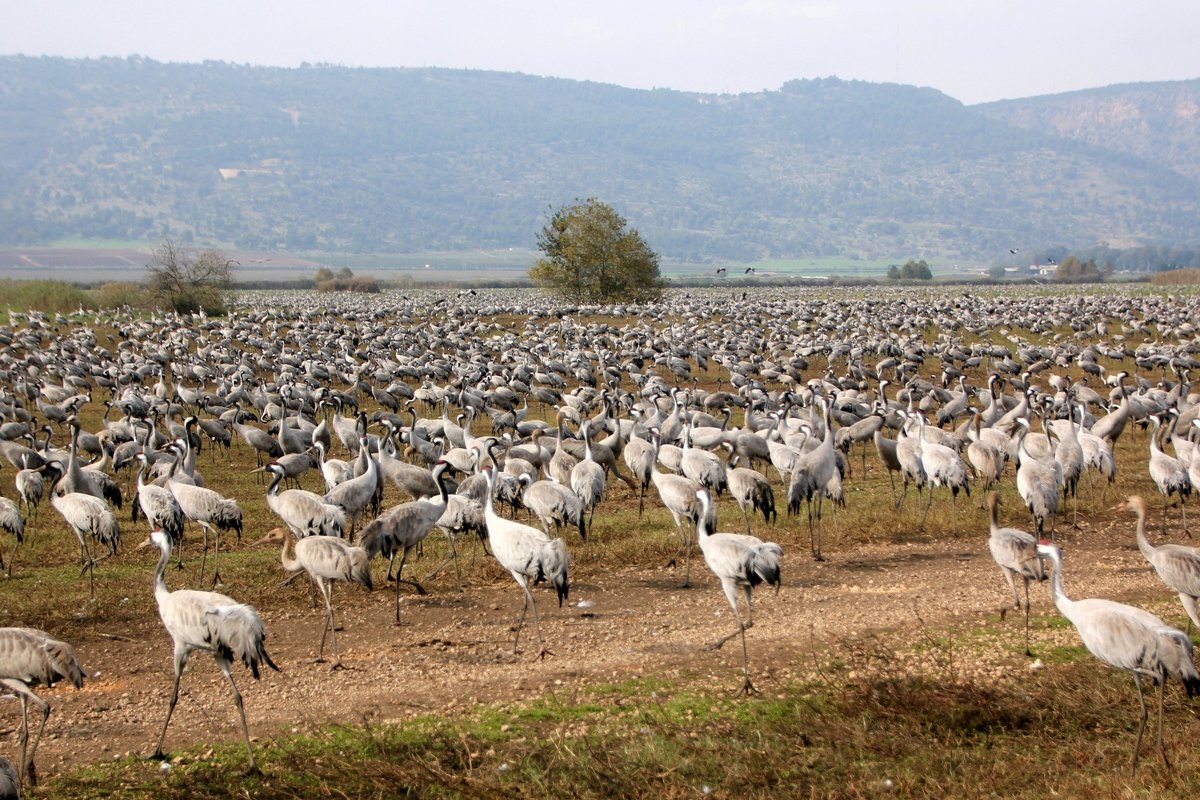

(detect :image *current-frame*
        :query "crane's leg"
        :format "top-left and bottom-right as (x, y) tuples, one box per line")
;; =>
(198, 523), (210, 583)
(1023, 578), (1033, 657)
(218, 659), (259, 774)
(509, 577), (532, 653)
(741, 504), (752, 536)
(153, 651), (189, 762)
(918, 485), (934, 531)
(637, 483), (646, 518)
(1156, 667), (1170, 768)
(317, 580), (343, 669)
(1130, 673), (1148, 770)
(1181, 497), (1189, 539)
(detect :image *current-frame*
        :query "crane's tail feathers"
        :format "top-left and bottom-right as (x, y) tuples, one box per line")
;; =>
(206, 604), (279, 679)
(534, 538), (570, 607)
(747, 542), (783, 591)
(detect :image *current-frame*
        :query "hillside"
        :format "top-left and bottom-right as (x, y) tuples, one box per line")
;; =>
(1, 56), (1198, 262)
(976, 79), (1200, 182)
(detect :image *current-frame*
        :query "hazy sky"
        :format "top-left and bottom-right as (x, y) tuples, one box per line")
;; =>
(4, 1), (1198, 104)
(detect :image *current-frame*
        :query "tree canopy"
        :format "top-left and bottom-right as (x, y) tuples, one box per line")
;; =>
(530, 199), (664, 303)
(145, 239), (233, 315)
(887, 259), (932, 280)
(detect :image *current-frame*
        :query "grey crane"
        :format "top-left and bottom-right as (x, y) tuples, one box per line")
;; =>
(519, 475), (587, 542)
(569, 419), (606, 538)
(14, 459), (43, 520)
(358, 461), (450, 623)
(0, 499), (23, 577)
(622, 428), (657, 517)
(787, 402), (844, 561)
(0, 756), (16, 800)
(726, 466), (775, 535)
(0, 627), (85, 787)
(985, 491), (1044, 655)
(45, 463), (120, 598)
(694, 489), (782, 694)
(1122, 494), (1200, 633)
(264, 463), (345, 540)
(1037, 540), (1200, 769)
(167, 472), (243, 587)
(911, 412), (970, 532)
(1147, 414), (1190, 535)
(255, 526), (372, 668)
(481, 467), (569, 659)
(1014, 417), (1061, 538)
(134, 451), (184, 548)
(146, 529), (279, 773)
(322, 437), (378, 537)
(650, 456), (708, 587)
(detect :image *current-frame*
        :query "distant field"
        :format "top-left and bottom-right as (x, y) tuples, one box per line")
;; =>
(0, 246), (984, 284)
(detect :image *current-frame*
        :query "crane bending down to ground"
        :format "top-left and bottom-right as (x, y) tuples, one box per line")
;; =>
(146, 530), (279, 773)
(1123, 494), (1200, 633)
(255, 527), (372, 668)
(481, 467), (569, 659)
(694, 489), (782, 694)
(985, 491), (1045, 655)
(0, 627), (85, 787)
(1036, 540), (1200, 769)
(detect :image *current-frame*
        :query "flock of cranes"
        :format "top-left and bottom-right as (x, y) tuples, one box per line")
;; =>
(1, 285), (1200, 785)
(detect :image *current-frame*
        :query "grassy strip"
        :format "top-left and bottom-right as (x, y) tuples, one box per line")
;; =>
(44, 651), (1200, 800)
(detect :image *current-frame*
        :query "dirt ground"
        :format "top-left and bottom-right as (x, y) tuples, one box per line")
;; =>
(10, 497), (1172, 780)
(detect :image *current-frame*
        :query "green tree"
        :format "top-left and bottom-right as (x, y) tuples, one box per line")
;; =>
(987, 264), (1008, 279)
(145, 239), (233, 315)
(530, 199), (664, 303)
(887, 259), (932, 280)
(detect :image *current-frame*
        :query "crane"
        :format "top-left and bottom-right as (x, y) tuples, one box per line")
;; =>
(481, 466), (569, 659)
(569, 419), (606, 538)
(726, 466), (775, 535)
(1122, 494), (1200, 633)
(45, 463), (120, 598)
(255, 527), (372, 668)
(146, 530), (279, 773)
(358, 461), (450, 624)
(167, 470), (244, 587)
(694, 489), (782, 694)
(985, 491), (1045, 655)
(1037, 540), (1200, 769)
(0, 499), (23, 577)
(0, 627), (85, 787)
(1147, 414), (1190, 536)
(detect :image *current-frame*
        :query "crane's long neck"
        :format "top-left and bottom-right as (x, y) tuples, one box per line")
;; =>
(1133, 504), (1154, 561)
(1045, 554), (1073, 615)
(695, 495), (712, 541)
(153, 539), (172, 600)
(278, 532), (302, 573)
(267, 469), (284, 498)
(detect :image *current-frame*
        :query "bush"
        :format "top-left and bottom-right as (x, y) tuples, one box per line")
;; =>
(93, 281), (151, 310)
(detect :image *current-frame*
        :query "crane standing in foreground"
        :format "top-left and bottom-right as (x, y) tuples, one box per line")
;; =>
(146, 530), (279, 773)
(1122, 494), (1200, 633)
(481, 467), (569, 659)
(694, 489), (782, 694)
(1036, 539), (1200, 769)
(0, 627), (85, 787)
(985, 491), (1045, 655)
(255, 527), (372, 668)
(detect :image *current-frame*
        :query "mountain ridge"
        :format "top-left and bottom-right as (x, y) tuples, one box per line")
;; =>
(1, 55), (1197, 262)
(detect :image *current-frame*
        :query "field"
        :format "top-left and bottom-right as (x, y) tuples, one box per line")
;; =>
(3, 284), (1200, 798)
